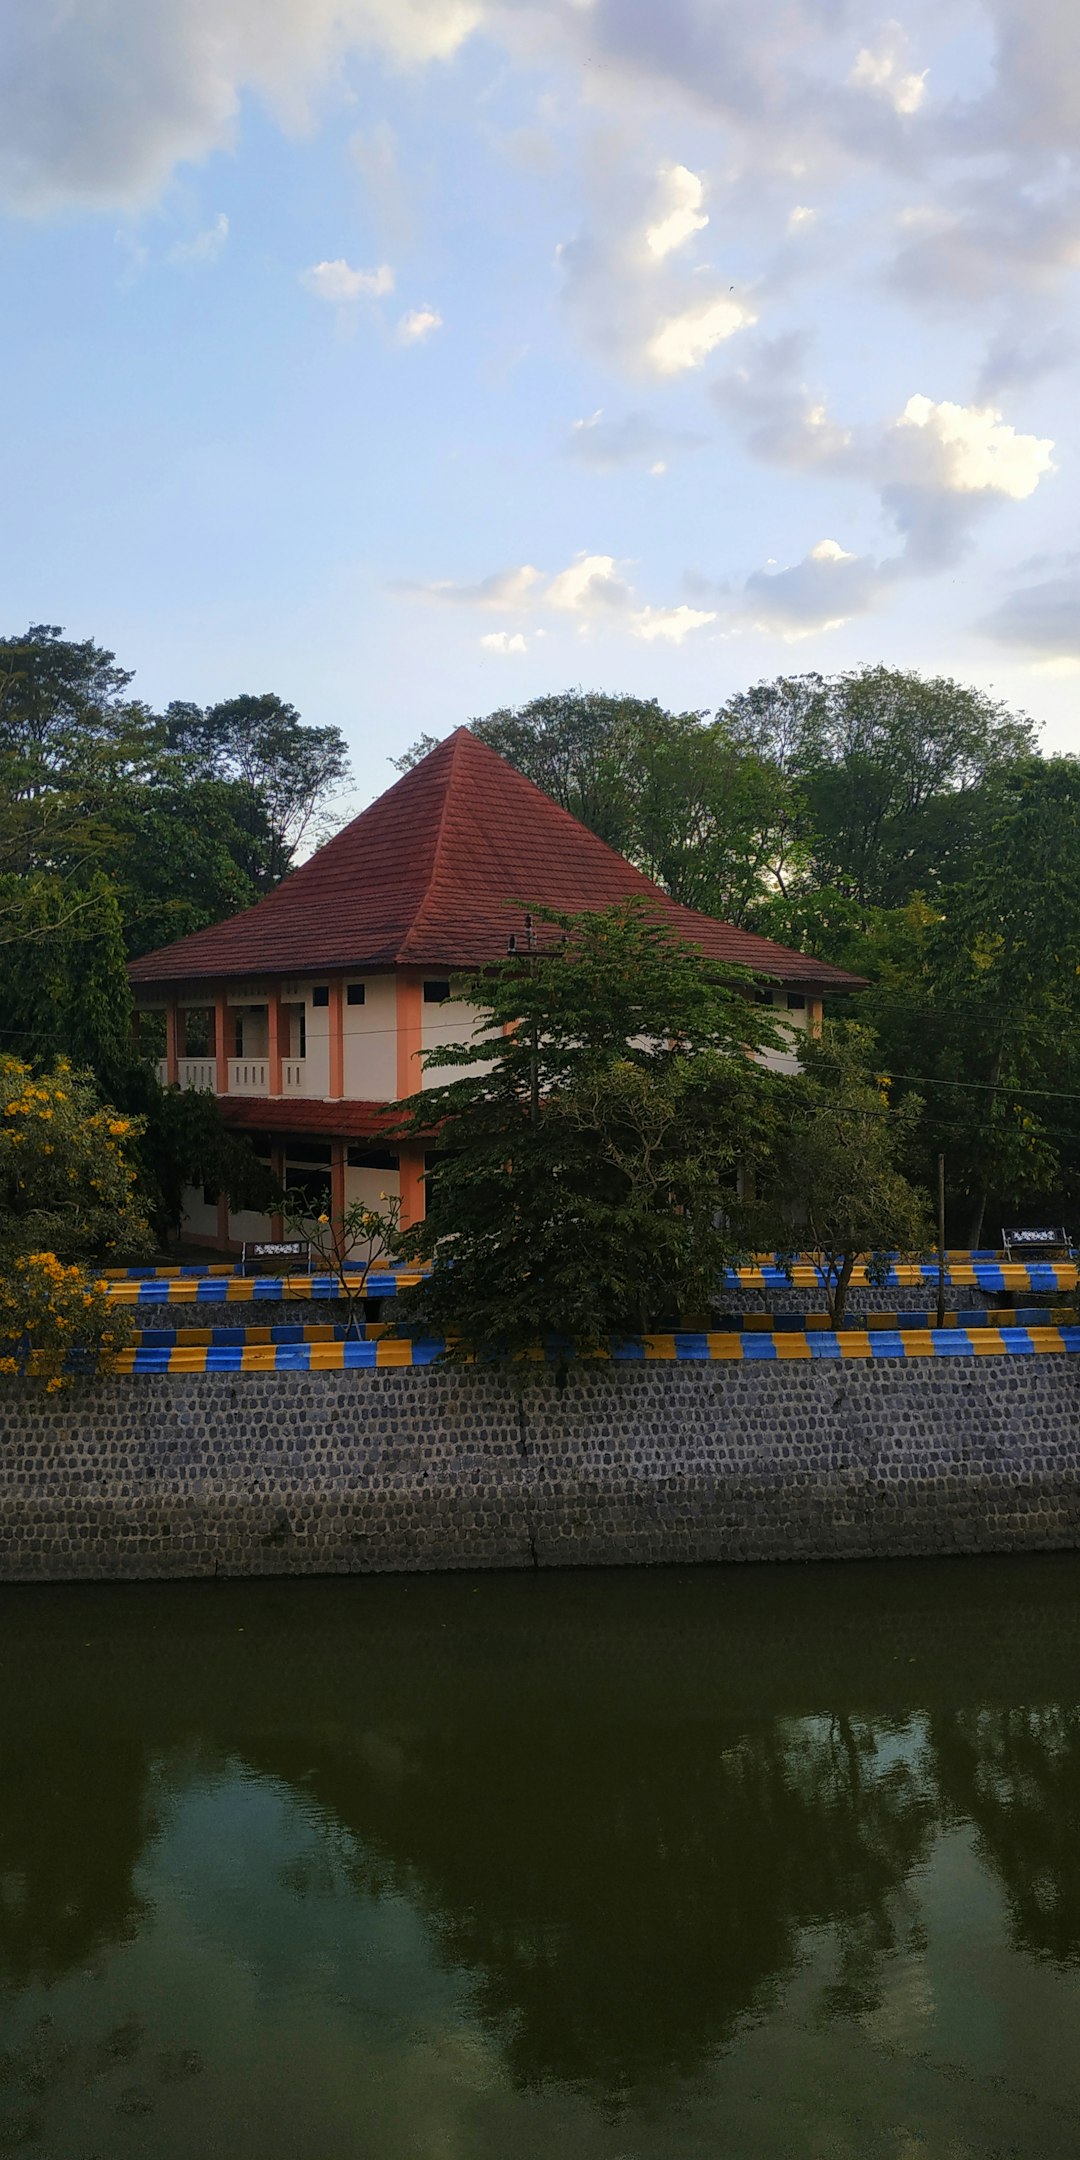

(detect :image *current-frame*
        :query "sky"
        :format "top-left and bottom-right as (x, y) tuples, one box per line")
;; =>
(2, 0), (1079, 808)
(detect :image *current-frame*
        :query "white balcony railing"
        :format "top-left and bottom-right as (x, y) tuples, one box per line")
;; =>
(155, 1054), (311, 1096)
(178, 1057), (216, 1092)
(229, 1058), (269, 1095)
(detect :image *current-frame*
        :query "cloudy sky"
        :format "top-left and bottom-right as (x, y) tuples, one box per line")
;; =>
(2, 0), (1078, 798)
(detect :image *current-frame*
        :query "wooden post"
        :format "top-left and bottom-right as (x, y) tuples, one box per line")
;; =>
(215, 988), (230, 1094)
(936, 1152), (947, 1331)
(329, 979), (345, 1099)
(165, 995), (180, 1085)
(268, 992), (283, 1097)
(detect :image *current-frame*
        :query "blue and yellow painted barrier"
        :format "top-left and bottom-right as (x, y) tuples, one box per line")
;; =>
(108, 1324), (1080, 1374)
(101, 1260), (1080, 1306)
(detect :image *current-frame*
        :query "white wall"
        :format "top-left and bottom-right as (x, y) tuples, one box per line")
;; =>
(420, 998), (491, 1088)
(343, 976), (397, 1100)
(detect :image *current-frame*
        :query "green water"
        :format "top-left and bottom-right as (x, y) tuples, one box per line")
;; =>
(3, 1559), (1080, 2158)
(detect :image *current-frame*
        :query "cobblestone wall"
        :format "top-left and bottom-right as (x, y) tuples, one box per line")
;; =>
(3, 1359), (1080, 1580)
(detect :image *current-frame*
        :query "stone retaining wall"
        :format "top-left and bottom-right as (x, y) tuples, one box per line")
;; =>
(3, 1359), (1080, 1580)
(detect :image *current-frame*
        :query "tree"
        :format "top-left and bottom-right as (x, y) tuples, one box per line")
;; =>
(123, 1073), (282, 1244)
(763, 1024), (929, 1327)
(165, 693), (351, 887)
(0, 1056), (151, 1385)
(283, 1192), (402, 1337)
(395, 903), (782, 1363)
(723, 666), (1034, 911)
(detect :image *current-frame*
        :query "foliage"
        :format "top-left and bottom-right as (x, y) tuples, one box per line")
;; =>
(124, 1071), (282, 1240)
(761, 1024), (929, 1326)
(165, 692), (351, 888)
(0, 1252), (131, 1390)
(394, 903), (781, 1364)
(284, 1192), (403, 1336)
(0, 1056), (151, 1264)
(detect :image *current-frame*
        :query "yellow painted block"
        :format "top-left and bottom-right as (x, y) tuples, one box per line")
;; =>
(773, 1336), (813, 1359)
(168, 1348), (209, 1373)
(838, 1335), (874, 1358)
(706, 1334), (745, 1358)
(967, 1330), (1008, 1355)
(240, 1344), (275, 1371)
(643, 1335), (677, 1360)
(375, 1339), (415, 1367)
(1030, 1328), (1067, 1354)
(897, 1331), (934, 1356)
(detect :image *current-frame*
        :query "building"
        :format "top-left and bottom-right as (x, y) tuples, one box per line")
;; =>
(129, 728), (864, 1249)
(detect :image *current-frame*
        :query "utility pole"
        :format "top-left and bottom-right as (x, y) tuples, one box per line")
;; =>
(936, 1152), (947, 1331)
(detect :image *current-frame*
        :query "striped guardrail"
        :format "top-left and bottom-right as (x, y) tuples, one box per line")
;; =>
(99, 1247), (1068, 1283)
(107, 1325), (1080, 1374)
(101, 1262), (1080, 1306)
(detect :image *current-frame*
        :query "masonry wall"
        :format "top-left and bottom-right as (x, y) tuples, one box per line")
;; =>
(3, 1360), (1080, 1581)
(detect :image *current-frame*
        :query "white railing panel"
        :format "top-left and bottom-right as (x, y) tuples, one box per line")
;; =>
(283, 1061), (308, 1093)
(178, 1058), (216, 1092)
(229, 1058), (269, 1096)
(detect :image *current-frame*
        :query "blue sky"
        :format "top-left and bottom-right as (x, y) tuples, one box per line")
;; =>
(2, 0), (1078, 807)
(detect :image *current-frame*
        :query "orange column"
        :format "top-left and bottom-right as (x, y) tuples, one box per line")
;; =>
(268, 991), (283, 1096)
(398, 1146), (426, 1231)
(329, 979), (344, 1099)
(166, 995), (180, 1084)
(810, 996), (823, 1039)
(215, 989), (230, 1094)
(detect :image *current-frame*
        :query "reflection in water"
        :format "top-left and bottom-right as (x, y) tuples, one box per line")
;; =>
(3, 1558), (1080, 2157)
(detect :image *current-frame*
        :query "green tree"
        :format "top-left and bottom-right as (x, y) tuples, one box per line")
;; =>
(165, 692), (351, 887)
(763, 1024), (929, 1326)
(395, 903), (781, 1362)
(724, 665), (1034, 911)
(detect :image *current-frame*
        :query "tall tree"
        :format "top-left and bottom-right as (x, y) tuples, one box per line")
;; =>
(395, 902), (781, 1361)
(165, 693), (351, 887)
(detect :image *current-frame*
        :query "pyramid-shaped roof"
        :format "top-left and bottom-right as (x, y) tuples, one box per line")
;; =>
(129, 727), (863, 990)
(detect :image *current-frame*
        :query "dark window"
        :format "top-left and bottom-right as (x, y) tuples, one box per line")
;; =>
(234, 1017), (244, 1056)
(312, 985), (330, 1008)
(423, 980), (452, 1004)
(754, 987), (775, 1006)
(284, 1142), (333, 1166)
(786, 992), (806, 1011)
(298, 1011), (306, 1060)
(284, 1169), (331, 1210)
(202, 1182), (218, 1208)
(346, 982), (366, 1006)
(347, 1146), (399, 1170)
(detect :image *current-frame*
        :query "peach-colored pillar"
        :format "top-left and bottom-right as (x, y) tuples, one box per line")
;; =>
(165, 995), (180, 1085)
(329, 980), (345, 1099)
(215, 989), (230, 1093)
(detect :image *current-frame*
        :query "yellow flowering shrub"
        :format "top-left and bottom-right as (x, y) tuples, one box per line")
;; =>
(0, 1252), (131, 1388)
(0, 1055), (151, 1264)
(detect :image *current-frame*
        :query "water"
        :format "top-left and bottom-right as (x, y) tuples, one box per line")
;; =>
(3, 1558), (1080, 2159)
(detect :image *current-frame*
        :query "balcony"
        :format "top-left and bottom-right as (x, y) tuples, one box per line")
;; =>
(230, 1057), (268, 1095)
(155, 1057), (312, 1097)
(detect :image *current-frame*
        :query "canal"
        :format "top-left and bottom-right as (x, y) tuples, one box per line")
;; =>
(3, 1556), (1080, 2157)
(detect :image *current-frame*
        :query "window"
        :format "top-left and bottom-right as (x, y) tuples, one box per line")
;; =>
(346, 982), (366, 1006)
(312, 985), (330, 1008)
(202, 1182), (218, 1208)
(424, 979), (452, 1004)
(786, 993), (806, 1011)
(754, 987), (775, 1006)
(297, 1010), (306, 1060)
(284, 1141), (332, 1166)
(234, 1016), (244, 1056)
(347, 1146), (399, 1170)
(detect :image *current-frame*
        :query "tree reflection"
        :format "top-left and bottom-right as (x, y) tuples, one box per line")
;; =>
(929, 1706), (1080, 1966)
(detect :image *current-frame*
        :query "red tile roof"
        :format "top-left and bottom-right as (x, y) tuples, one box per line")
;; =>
(219, 1099), (404, 1140)
(130, 727), (864, 991)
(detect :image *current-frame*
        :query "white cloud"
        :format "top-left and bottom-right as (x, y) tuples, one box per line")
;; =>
(980, 570), (1080, 660)
(545, 552), (632, 613)
(629, 604), (716, 643)
(890, 394), (1055, 499)
(480, 630), (528, 653)
(644, 163), (708, 259)
(169, 209), (229, 264)
(787, 204), (817, 232)
(302, 258), (394, 302)
(647, 294), (757, 375)
(407, 564), (540, 607)
(849, 24), (928, 116)
(739, 540), (890, 638)
(567, 408), (707, 469)
(397, 305), (443, 341)
(0, 0), (484, 213)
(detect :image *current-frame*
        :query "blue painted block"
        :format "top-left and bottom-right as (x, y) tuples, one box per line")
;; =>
(131, 1348), (173, 1372)
(205, 1346), (244, 1371)
(869, 1332), (907, 1357)
(341, 1340), (378, 1367)
(741, 1336), (779, 1359)
(997, 1328), (1036, 1354)
(674, 1333), (710, 1360)
(807, 1335), (843, 1358)
(930, 1331), (973, 1354)
(273, 1344), (311, 1370)
(251, 1276), (284, 1299)
(409, 1338), (445, 1366)
(611, 1340), (646, 1361)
